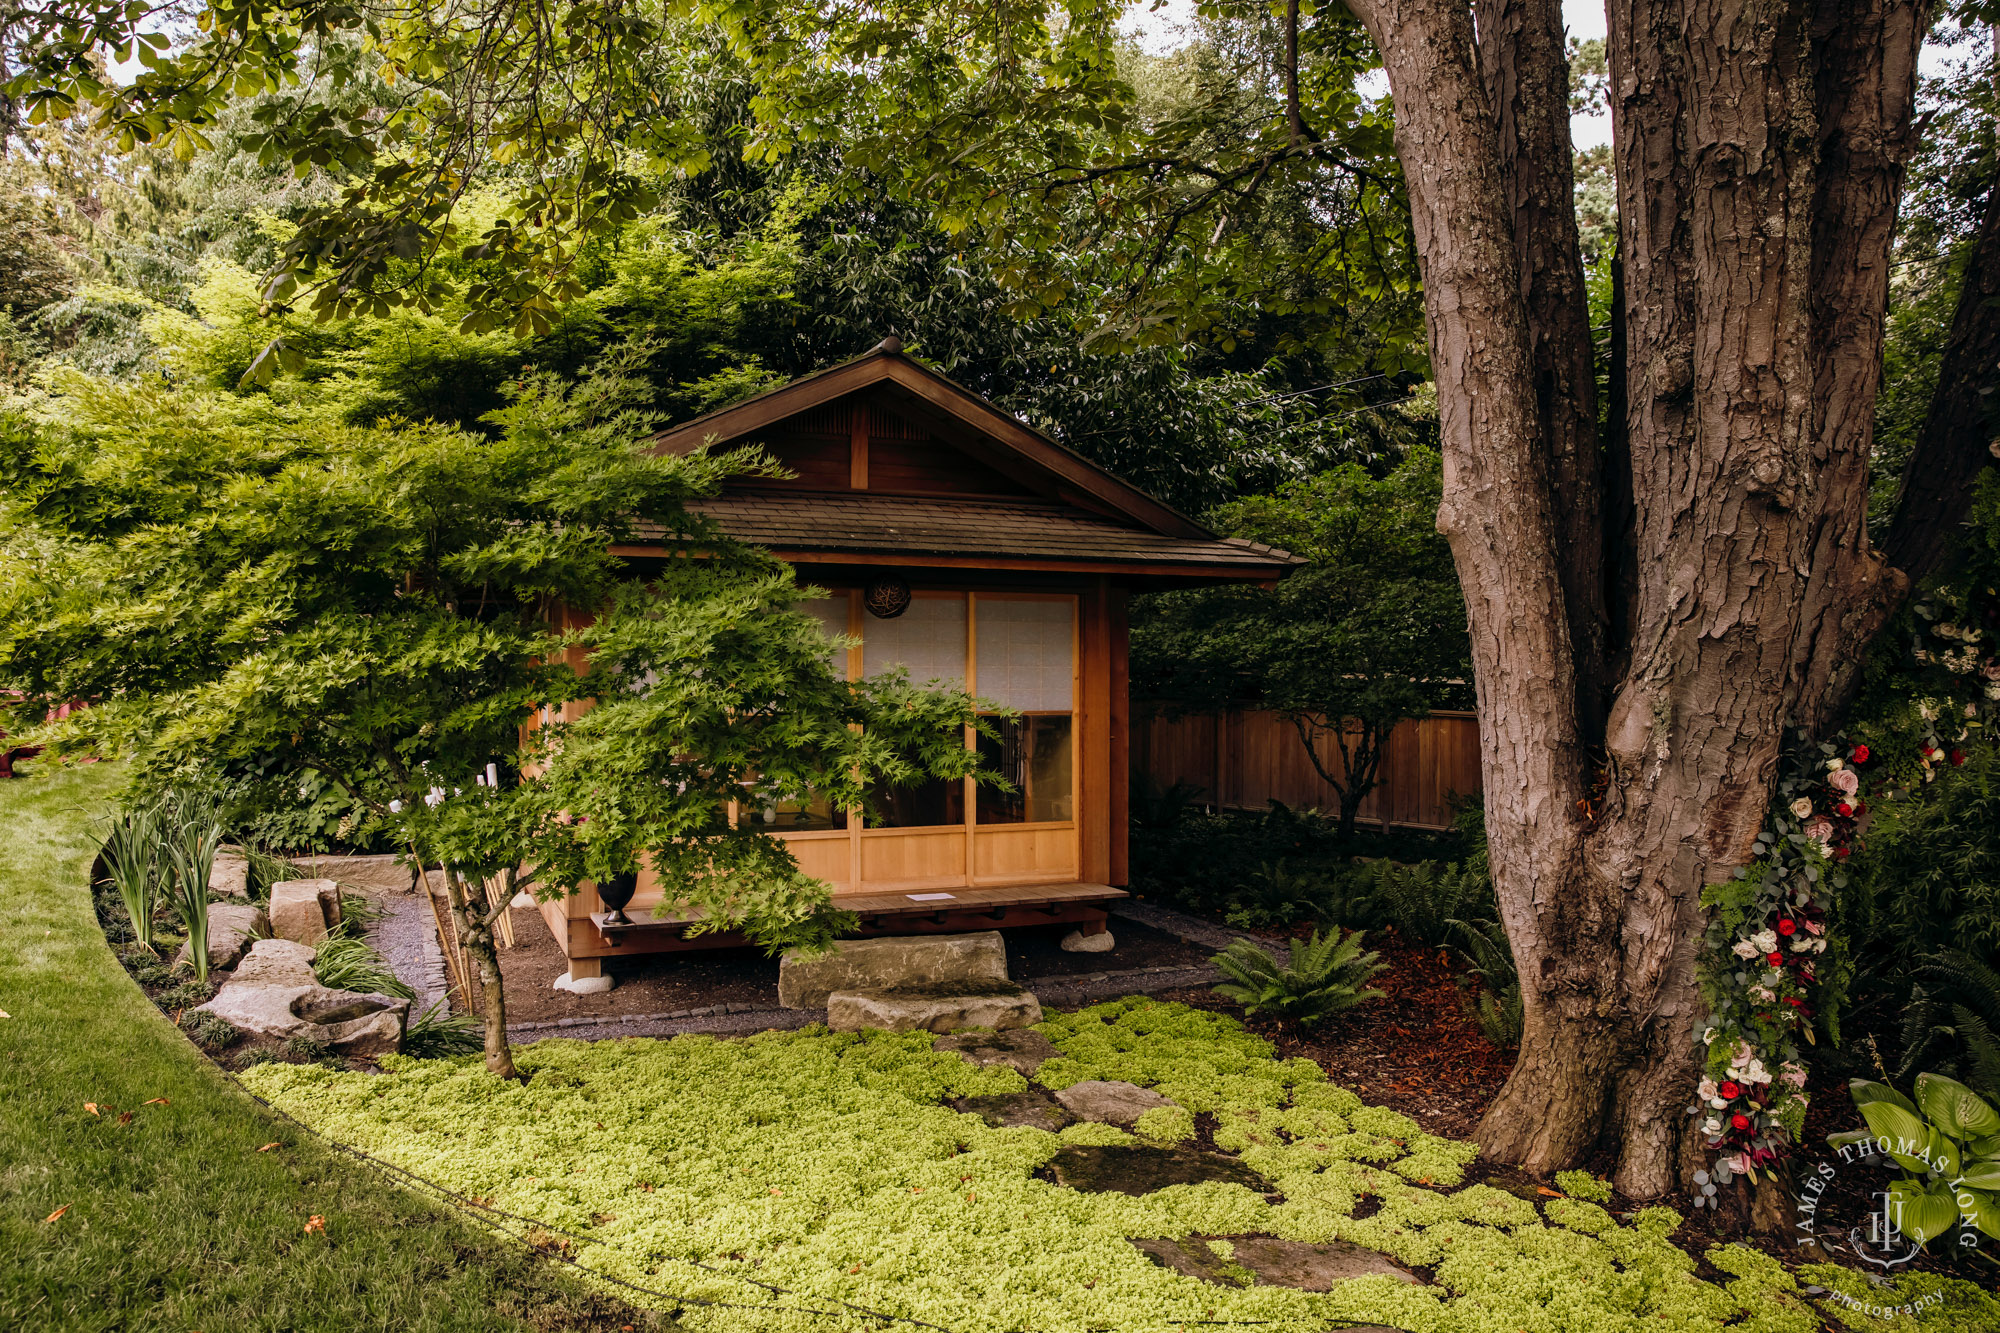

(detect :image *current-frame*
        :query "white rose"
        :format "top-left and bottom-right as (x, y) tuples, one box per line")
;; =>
(1790, 798), (1814, 819)
(1826, 758), (1844, 772)
(1749, 985), (1776, 1003)
(1698, 1077), (1718, 1099)
(1743, 1059), (1771, 1083)
(1704, 1118), (1723, 1136)
(1753, 929), (1779, 952)
(1732, 940), (1760, 959)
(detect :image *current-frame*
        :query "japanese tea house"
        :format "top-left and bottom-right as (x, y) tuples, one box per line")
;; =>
(539, 339), (1297, 979)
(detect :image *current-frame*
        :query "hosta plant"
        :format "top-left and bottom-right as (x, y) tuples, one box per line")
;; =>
(1829, 1073), (2000, 1246)
(1211, 928), (1388, 1028)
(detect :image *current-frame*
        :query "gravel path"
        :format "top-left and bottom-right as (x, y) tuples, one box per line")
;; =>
(369, 893), (451, 1016)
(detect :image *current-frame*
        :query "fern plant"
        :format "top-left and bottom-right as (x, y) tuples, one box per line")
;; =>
(1449, 916), (1523, 1047)
(1898, 950), (2000, 1101)
(1369, 858), (1495, 946)
(1211, 929), (1388, 1028)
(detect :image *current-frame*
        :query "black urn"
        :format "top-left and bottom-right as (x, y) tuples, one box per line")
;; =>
(597, 870), (640, 925)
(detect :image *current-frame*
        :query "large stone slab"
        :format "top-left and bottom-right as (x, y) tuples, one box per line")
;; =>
(953, 1091), (1074, 1132)
(289, 853), (419, 896)
(172, 903), (267, 972)
(779, 932), (1009, 1008)
(268, 879), (341, 945)
(1130, 1236), (1416, 1292)
(826, 985), (1042, 1034)
(197, 937), (407, 1056)
(1049, 1145), (1268, 1196)
(934, 1028), (1059, 1075)
(1054, 1080), (1177, 1125)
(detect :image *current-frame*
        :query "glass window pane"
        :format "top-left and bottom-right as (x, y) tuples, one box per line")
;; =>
(862, 594), (966, 688)
(870, 776), (965, 828)
(797, 593), (851, 673)
(976, 715), (1073, 824)
(744, 788), (847, 831)
(974, 598), (1073, 711)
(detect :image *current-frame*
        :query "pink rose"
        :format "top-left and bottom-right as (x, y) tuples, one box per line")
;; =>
(1829, 768), (1859, 795)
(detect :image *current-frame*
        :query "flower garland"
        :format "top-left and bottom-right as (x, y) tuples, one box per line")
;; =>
(1687, 595), (1998, 1198)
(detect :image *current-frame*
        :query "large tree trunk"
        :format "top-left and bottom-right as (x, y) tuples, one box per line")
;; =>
(1346, 0), (1926, 1200)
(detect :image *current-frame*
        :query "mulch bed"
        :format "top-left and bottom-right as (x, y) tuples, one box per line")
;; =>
(481, 907), (1217, 1025)
(1161, 928), (1516, 1140)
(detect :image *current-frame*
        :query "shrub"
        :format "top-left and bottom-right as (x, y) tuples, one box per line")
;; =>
(402, 1001), (482, 1058)
(179, 1009), (241, 1053)
(312, 935), (414, 999)
(1211, 929), (1388, 1028)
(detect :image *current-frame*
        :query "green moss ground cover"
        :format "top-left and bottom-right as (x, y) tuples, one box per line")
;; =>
(0, 760), (638, 1332)
(246, 998), (2000, 1333)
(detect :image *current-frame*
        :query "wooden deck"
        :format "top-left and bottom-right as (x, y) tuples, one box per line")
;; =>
(588, 880), (1127, 950)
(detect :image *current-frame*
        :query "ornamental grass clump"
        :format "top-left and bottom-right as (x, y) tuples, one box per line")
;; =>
(159, 793), (226, 983)
(1211, 929), (1387, 1028)
(311, 935), (414, 1000)
(99, 801), (162, 951)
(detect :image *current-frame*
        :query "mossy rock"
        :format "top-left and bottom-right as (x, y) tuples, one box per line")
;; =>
(954, 1090), (1073, 1131)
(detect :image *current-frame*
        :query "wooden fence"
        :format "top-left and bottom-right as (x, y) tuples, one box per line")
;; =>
(1131, 708), (1483, 830)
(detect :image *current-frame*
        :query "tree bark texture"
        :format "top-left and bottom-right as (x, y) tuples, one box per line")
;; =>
(444, 866), (518, 1078)
(1344, 0), (1927, 1200)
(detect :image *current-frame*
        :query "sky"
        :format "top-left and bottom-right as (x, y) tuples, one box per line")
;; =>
(1118, 0), (1982, 154)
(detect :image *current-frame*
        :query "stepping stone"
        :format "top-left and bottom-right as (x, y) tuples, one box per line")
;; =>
(954, 1091), (1074, 1131)
(779, 932), (1009, 1008)
(934, 1028), (1058, 1075)
(826, 983), (1041, 1034)
(1228, 1237), (1420, 1289)
(1053, 1079), (1176, 1125)
(269, 879), (341, 945)
(172, 903), (267, 972)
(1048, 1145), (1268, 1196)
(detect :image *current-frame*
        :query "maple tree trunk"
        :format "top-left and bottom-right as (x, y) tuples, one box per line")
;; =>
(444, 866), (518, 1078)
(1347, 0), (1925, 1200)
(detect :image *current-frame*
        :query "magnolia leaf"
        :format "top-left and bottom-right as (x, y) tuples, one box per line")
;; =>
(1888, 1179), (1961, 1244)
(1916, 1072), (2000, 1141)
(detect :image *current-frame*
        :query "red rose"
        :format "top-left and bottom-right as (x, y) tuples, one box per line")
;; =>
(1778, 919), (1797, 936)
(1835, 846), (1851, 859)
(1767, 951), (1785, 966)
(1953, 749), (1967, 766)
(1719, 1080), (1741, 1100)
(1784, 996), (1805, 1008)
(1731, 1113), (1751, 1131)
(1852, 744), (1870, 763)
(1836, 802), (1853, 817)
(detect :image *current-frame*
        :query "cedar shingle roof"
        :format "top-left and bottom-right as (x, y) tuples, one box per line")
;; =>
(636, 493), (1297, 575)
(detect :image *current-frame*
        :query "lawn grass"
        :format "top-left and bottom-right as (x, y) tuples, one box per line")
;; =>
(0, 759), (651, 1333)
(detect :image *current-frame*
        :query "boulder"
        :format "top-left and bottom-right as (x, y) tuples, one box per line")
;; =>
(1053, 1079), (1177, 1126)
(211, 848), (250, 899)
(172, 903), (267, 972)
(934, 1028), (1058, 1075)
(826, 985), (1042, 1034)
(779, 932), (1010, 1008)
(1059, 928), (1116, 953)
(268, 879), (341, 945)
(196, 939), (408, 1056)
(289, 853), (420, 896)
(229, 937), (320, 987)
